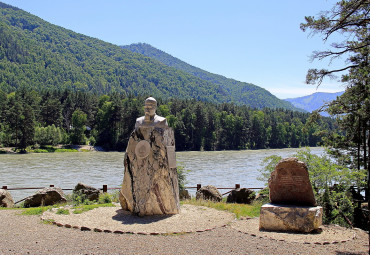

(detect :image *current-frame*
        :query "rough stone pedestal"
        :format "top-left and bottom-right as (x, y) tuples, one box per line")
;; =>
(259, 203), (323, 233)
(119, 126), (180, 216)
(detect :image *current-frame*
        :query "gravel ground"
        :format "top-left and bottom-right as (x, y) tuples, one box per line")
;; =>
(41, 204), (234, 234)
(1, 209), (368, 255)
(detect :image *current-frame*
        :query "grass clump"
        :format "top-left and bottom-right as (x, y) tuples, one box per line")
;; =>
(182, 198), (262, 219)
(72, 203), (114, 214)
(33, 149), (49, 153)
(56, 208), (70, 215)
(21, 206), (52, 215)
(42, 219), (55, 225)
(98, 192), (112, 204)
(54, 148), (78, 152)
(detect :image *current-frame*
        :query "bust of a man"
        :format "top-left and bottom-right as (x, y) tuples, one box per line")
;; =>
(135, 97), (168, 128)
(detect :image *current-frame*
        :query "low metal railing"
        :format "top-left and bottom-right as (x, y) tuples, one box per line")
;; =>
(2, 184), (264, 197)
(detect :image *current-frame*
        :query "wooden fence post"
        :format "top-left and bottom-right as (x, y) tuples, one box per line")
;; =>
(197, 184), (201, 191)
(103, 185), (108, 193)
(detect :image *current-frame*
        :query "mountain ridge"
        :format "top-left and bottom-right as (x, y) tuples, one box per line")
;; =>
(1, 2), (299, 110)
(284, 91), (344, 116)
(121, 43), (301, 110)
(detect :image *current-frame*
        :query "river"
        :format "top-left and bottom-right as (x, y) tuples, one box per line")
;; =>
(0, 147), (326, 201)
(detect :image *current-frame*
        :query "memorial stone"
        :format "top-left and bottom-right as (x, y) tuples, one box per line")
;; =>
(260, 157), (322, 233)
(119, 97), (180, 216)
(269, 157), (316, 206)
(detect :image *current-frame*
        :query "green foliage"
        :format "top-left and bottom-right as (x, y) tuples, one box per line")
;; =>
(56, 208), (70, 215)
(177, 162), (189, 192)
(32, 149), (48, 153)
(98, 192), (113, 204)
(122, 43), (301, 111)
(318, 186), (354, 227)
(0, 88), (336, 152)
(70, 109), (87, 145)
(302, 1), (369, 230)
(259, 148), (364, 227)
(0, 5), (228, 106)
(34, 125), (63, 146)
(258, 155), (282, 185)
(21, 206), (51, 215)
(54, 148), (78, 152)
(68, 191), (94, 206)
(72, 203), (114, 214)
(30, 145), (78, 153)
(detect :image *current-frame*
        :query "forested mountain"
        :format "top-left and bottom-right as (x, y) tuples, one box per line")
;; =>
(121, 43), (301, 110)
(0, 2), (299, 110)
(284, 92), (344, 116)
(0, 2), (337, 152)
(0, 3), (227, 103)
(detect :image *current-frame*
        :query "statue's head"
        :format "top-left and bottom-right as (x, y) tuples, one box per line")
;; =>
(145, 97), (157, 117)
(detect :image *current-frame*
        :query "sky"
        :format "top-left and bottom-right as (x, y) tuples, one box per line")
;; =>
(1, 0), (347, 99)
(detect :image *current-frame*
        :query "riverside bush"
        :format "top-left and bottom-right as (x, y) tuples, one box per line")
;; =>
(98, 193), (113, 204)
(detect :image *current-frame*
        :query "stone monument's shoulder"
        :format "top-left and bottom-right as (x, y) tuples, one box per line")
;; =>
(155, 115), (166, 121)
(154, 115), (168, 127)
(135, 116), (145, 128)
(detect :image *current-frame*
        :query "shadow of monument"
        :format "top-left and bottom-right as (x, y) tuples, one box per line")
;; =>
(112, 209), (175, 225)
(258, 228), (322, 235)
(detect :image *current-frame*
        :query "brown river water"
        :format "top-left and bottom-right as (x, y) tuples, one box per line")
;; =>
(0, 147), (325, 201)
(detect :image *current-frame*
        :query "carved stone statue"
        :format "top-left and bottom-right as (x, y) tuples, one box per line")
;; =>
(135, 97), (168, 128)
(119, 97), (180, 216)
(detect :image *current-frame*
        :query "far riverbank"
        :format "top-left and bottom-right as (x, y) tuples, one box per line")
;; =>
(0, 145), (106, 154)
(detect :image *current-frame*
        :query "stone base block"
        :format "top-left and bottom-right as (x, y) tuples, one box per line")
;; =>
(259, 203), (322, 233)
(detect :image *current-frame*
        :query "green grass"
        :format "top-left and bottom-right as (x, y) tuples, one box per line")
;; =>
(0, 207), (18, 210)
(42, 219), (55, 225)
(33, 149), (49, 153)
(54, 148), (78, 152)
(72, 203), (114, 214)
(20, 206), (52, 215)
(29, 145), (78, 153)
(182, 198), (262, 219)
(56, 208), (70, 215)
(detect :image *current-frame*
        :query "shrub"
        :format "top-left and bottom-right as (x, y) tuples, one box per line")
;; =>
(177, 162), (189, 192)
(98, 193), (113, 204)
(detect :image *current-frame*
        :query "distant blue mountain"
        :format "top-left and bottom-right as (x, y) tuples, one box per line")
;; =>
(284, 92), (344, 116)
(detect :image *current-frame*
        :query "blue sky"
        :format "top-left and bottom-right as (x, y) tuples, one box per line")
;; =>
(2, 0), (346, 98)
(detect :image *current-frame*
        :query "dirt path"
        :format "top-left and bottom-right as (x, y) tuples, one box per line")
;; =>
(0, 209), (368, 255)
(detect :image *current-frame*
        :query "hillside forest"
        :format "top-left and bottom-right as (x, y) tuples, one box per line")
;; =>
(0, 2), (299, 111)
(0, 87), (335, 152)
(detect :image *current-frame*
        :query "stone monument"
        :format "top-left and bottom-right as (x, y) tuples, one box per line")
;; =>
(259, 158), (323, 233)
(119, 97), (180, 216)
